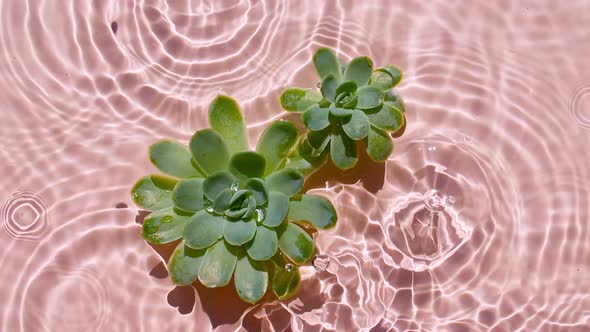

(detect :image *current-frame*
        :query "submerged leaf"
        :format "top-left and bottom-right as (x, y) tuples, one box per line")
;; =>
(234, 255), (269, 304)
(229, 151), (266, 180)
(247, 225), (279, 261)
(366, 103), (404, 132)
(168, 241), (207, 286)
(190, 129), (230, 175)
(264, 191), (290, 227)
(203, 171), (236, 201)
(242, 178), (269, 205)
(266, 168), (304, 197)
(208, 95), (248, 153)
(342, 110), (370, 140)
(142, 207), (191, 244)
(198, 240), (238, 288)
(270, 254), (300, 300)
(343, 56), (373, 86)
(183, 210), (224, 249)
(356, 85), (384, 110)
(302, 105), (330, 131)
(172, 178), (205, 213)
(223, 217), (257, 246)
(279, 88), (322, 112)
(131, 175), (177, 211)
(277, 223), (314, 265)
(320, 74), (339, 102)
(365, 127), (393, 162)
(256, 120), (298, 175)
(288, 194), (337, 229)
(149, 140), (202, 179)
(330, 130), (358, 170)
(313, 48), (342, 81)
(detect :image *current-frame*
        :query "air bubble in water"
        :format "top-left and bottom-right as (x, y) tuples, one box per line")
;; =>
(285, 263), (294, 272)
(312, 255), (330, 272)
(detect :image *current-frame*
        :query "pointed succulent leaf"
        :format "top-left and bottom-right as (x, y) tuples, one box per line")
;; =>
(365, 127), (393, 162)
(172, 178), (205, 213)
(131, 175), (177, 211)
(288, 195), (337, 229)
(234, 255), (269, 304)
(198, 240), (238, 288)
(271, 254), (300, 300)
(142, 207), (191, 244)
(213, 189), (233, 213)
(256, 120), (298, 175)
(302, 104), (330, 131)
(320, 74), (338, 102)
(343, 56), (373, 86)
(229, 151), (266, 180)
(277, 223), (314, 265)
(243, 196), (257, 218)
(208, 95), (248, 153)
(264, 191), (290, 227)
(370, 65), (402, 91)
(168, 241), (207, 286)
(279, 88), (322, 112)
(330, 130), (358, 170)
(356, 86), (384, 110)
(230, 189), (249, 207)
(223, 217), (257, 246)
(242, 178), (269, 205)
(366, 103), (404, 132)
(203, 171), (236, 201)
(189, 129), (230, 175)
(329, 104), (354, 117)
(308, 126), (332, 152)
(266, 168), (304, 197)
(335, 80), (358, 95)
(247, 225), (279, 260)
(342, 110), (370, 140)
(183, 210), (224, 249)
(313, 48), (342, 81)
(149, 140), (202, 179)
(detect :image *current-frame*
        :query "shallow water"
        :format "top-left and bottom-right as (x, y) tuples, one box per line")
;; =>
(1, 1), (589, 331)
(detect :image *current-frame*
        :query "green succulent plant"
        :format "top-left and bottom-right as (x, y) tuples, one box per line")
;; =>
(280, 48), (406, 170)
(131, 95), (337, 304)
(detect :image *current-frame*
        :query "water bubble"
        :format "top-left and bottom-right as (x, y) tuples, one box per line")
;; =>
(312, 255), (330, 272)
(445, 196), (456, 205)
(284, 263), (294, 272)
(161, 215), (173, 223)
(230, 181), (240, 192)
(424, 191), (455, 212)
(205, 207), (214, 213)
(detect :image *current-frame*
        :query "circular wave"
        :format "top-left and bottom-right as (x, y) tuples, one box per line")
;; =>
(569, 82), (590, 129)
(1, 191), (49, 242)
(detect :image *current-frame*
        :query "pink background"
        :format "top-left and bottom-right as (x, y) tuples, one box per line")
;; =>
(1, 0), (589, 331)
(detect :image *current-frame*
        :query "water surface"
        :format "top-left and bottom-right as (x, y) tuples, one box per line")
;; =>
(1, 1), (589, 331)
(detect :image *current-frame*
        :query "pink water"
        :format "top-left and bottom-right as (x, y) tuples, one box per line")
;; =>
(1, 1), (590, 331)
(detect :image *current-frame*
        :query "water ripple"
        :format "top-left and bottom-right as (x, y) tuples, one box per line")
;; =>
(1, 191), (48, 242)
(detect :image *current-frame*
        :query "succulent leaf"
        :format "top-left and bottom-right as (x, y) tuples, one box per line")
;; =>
(302, 105), (330, 131)
(330, 130), (357, 170)
(279, 88), (322, 112)
(264, 191), (290, 227)
(365, 127), (393, 162)
(366, 103), (404, 132)
(203, 171), (236, 201)
(320, 74), (339, 102)
(223, 217), (257, 246)
(277, 223), (314, 265)
(247, 225), (279, 260)
(142, 207), (191, 244)
(183, 210), (224, 249)
(208, 95), (248, 153)
(190, 129), (230, 175)
(313, 48), (342, 81)
(270, 254), (300, 300)
(356, 85), (384, 110)
(168, 241), (207, 286)
(229, 151), (266, 180)
(172, 178), (205, 213)
(256, 120), (298, 175)
(149, 140), (203, 179)
(198, 240), (238, 288)
(241, 178), (269, 205)
(266, 168), (304, 197)
(344, 56), (373, 86)
(342, 109), (370, 140)
(370, 65), (402, 91)
(131, 175), (177, 211)
(288, 194), (337, 229)
(234, 255), (269, 304)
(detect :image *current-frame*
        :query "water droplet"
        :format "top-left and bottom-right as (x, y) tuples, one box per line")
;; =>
(231, 181), (240, 192)
(445, 196), (456, 206)
(312, 255), (330, 272)
(256, 209), (265, 222)
(161, 215), (173, 223)
(285, 263), (294, 272)
(205, 207), (214, 213)
(115, 202), (127, 209)
(311, 148), (323, 157)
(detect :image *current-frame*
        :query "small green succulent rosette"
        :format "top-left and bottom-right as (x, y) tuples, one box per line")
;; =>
(280, 48), (406, 170)
(131, 95), (337, 304)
